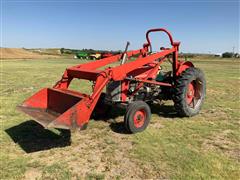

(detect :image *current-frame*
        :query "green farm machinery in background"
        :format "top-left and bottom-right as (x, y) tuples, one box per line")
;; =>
(75, 52), (102, 60)
(75, 51), (89, 59)
(60, 48), (117, 60)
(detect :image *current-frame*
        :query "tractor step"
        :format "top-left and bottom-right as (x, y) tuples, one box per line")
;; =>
(17, 88), (89, 129)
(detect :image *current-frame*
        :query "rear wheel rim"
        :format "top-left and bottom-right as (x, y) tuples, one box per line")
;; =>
(133, 109), (146, 128)
(186, 79), (203, 109)
(186, 82), (195, 105)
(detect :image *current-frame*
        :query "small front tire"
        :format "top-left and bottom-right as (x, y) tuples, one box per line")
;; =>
(124, 101), (151, 133)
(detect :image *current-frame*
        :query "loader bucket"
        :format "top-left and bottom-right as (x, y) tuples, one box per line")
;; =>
(17, 88), (88, 129)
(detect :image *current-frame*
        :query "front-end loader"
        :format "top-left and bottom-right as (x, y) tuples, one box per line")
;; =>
(18, 28), (206, 133)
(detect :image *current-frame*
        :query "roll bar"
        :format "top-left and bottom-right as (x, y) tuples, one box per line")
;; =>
(146, 28), (178, 52)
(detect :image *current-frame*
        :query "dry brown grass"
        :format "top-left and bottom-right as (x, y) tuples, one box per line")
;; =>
(0, 48), (60, 59)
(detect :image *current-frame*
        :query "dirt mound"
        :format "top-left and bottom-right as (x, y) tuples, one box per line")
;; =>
(0, 48), (60, 59)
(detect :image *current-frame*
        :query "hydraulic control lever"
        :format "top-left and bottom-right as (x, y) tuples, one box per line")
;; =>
(120, 41), (130, 65)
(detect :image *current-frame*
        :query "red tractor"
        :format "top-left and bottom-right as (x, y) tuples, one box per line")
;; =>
(18, 28), (206, 133)
(101, 52), (114, 59)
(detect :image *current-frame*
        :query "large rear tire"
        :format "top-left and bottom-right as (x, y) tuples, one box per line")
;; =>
(173, 67), (206, 117)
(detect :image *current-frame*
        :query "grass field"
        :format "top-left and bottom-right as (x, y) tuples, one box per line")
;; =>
(0, 58), (239, 179)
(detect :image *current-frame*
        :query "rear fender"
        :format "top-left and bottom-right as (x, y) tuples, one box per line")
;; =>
(176, 61), (194, 76)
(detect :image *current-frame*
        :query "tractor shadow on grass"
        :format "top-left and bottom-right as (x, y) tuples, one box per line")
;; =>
(150, 104), (178, 118)
(6, 105), (178, 149)
(5, 120), (71, 153)
(108, 104), (178, 134)
(92, 106), (130, 134)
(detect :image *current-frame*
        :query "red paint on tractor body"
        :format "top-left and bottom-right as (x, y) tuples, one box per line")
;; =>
(18, 28), (192, 130)
(176, 61), (194, 76)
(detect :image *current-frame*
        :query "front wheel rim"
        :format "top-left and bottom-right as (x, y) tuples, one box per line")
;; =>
(133, 109), (146, 128)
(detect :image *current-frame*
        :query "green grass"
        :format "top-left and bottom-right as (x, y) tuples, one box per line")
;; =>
(0, 58), (239, 179)
(41, 163), (72, 180)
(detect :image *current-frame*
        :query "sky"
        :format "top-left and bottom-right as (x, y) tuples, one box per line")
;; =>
(1, 0), (239, 54)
